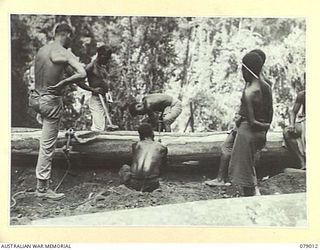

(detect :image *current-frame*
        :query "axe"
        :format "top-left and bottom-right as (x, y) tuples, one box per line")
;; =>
(99, 94), (119, 130)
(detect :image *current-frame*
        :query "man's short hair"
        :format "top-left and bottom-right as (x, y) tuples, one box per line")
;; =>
(250, 49), (266, 65)
(128, 102), (139, 116)
(97, 45), (113, 56)
(54, 23), (73, 36)
(138, 123), (154, 140)
(242, 52), (263, 77)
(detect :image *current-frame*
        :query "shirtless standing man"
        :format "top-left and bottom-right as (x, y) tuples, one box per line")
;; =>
(119, 123), (168, 192)
(205, 49), (273, 187)
(33, 23), (86, 200)
(85, 45), (116, 131)
(283, 76), (306, 170)
(228, 52), (273, 196)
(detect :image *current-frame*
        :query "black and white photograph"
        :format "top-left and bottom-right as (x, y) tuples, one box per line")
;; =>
(10, 14), (306, 227)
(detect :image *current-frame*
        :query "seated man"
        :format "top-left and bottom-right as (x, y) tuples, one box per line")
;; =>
(128, 93), (182, 132)
(283, 89), (306, 170)
(119, 123), (168, 192)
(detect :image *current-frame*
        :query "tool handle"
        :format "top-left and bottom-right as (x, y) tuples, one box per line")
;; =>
(99, 94), (113, 125)
(65, 134), (71, 153)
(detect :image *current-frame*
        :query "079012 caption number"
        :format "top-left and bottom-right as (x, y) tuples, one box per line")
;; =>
(300, 244), (319, 248)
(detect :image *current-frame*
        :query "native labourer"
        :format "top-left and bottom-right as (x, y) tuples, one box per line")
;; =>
(118, 123), (168, 192)
(283, 75), (306, 170)
(85, 44), (118, 131)
(205, 49), (273, 187)
(128, 93), (182, 132)
(227, 51), (273, 196)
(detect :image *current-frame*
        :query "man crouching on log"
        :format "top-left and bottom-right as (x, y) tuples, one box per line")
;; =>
(31, 23), (86, 200)
(118, 123), (168, 192)
(128, 93), (182, 132)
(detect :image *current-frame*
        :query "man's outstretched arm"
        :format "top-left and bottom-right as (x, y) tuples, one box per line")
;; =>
(76, 81), (105, 95)
(147, 110), (158, 129)
(48, 50), (86, 91)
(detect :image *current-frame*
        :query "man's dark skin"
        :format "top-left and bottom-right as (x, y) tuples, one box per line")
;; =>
(243, 77), (271, 131)
(132, 94), (174, 131)
(205, 50), (273, 187)
(283, 89), (306, 169)
(130, 137), (167, 180)
(119, 124), (167, 192)
(46, 46), (108, 95)
(288, 90), (305, 131)
(236, 59), (272, 196)
(250, 49), (273, 88)
(83, 46), (113, 96)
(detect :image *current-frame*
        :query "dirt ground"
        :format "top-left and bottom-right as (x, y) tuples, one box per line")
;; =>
(10, 163), (306, 225)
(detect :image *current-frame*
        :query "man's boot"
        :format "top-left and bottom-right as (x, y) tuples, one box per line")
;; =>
(35, 179), (65, 201)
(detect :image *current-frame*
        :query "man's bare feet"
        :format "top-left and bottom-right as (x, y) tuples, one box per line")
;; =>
(106, 124), (119, 131)
(283, 168), (306, 174)
(205, 179), (227, 187)
(254, 186), (261, 196)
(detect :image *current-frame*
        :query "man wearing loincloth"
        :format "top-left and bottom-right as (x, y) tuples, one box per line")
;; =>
(227, 51), (273, 196)
(128, 93), (182, 132)
(32, 23), (86, 200)
(205, 49), (273, 187)
(283, 81), (306, 170)
(118, 123), (168, 192)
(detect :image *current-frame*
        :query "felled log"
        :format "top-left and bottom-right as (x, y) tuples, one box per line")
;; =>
(11, 127), (297, 173)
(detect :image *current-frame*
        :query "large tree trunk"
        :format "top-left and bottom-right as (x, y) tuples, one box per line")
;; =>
(11, 128), (297, 174)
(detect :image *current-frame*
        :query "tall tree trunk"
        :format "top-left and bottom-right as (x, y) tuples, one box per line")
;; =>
(181, 25), (192, 87)
(238, 18), (242, 34)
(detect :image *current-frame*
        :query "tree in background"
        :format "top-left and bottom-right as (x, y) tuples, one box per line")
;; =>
(166, 17), (305, 132)
(11, 15), (305, 132)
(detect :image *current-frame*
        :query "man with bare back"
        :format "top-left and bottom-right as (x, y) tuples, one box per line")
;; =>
(128, 93), (182, 132)
(119, 123), (168, 192)
(32, 23), (86, 200)
(205, 49), (273, 187)
(227, 51), (273, 196)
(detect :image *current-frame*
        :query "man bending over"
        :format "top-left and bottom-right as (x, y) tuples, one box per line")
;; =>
(128, 93), (182, 132)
